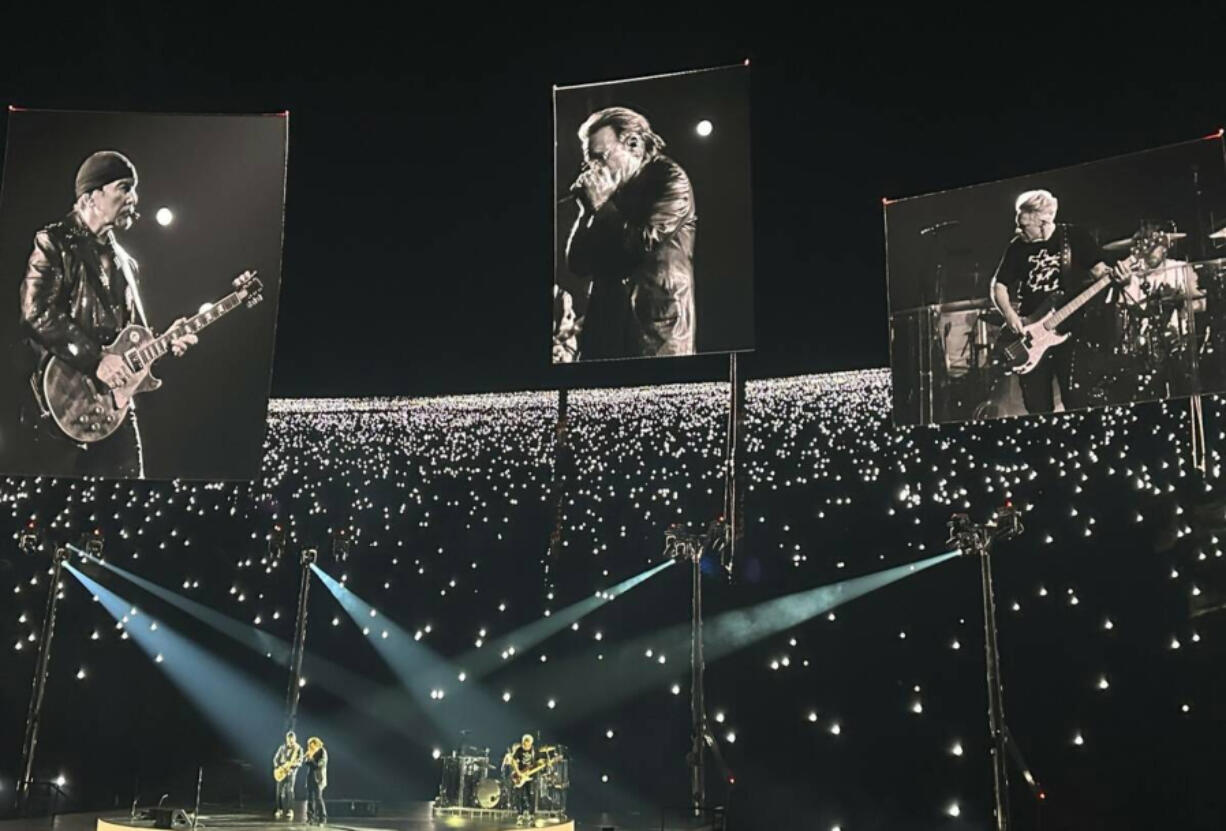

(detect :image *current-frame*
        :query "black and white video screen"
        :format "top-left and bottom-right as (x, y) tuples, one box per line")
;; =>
(552, 64), (754, 364)
(885, 136), (1226, 426)
(0, 109), (287, 480)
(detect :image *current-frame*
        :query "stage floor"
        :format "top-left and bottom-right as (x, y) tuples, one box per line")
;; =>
(0, 808), (573, 831)
(0, 805), (716, 831)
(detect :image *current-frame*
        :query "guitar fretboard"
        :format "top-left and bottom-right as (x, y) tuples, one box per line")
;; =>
(131, 291), (248, 367)
(1046, 273), (1114, 330)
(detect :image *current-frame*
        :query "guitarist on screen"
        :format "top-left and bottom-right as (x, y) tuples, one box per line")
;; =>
(989, 189), (1133, 414)
(18, 151), (210, 477)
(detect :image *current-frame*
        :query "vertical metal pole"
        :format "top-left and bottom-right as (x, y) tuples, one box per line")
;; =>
(548, 388), (570, 562)
(979, 544), (1011, 831)
(285, 549), (317, 731)
(723, 354), (745, 573)
(16, 547), (69, 813)
(192, 766), (203, 830)
(690, 549), (705, 817)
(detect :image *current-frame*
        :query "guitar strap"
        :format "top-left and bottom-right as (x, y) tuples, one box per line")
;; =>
(107, 231), (150, 328)
(1058, 223), (1073, 283)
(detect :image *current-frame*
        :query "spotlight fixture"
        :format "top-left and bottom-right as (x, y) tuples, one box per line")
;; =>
(18, 520), (41, 554)
(331, 528), (351, 562)
(947, 504), (1023, 556)
(84, 528), (105, 559)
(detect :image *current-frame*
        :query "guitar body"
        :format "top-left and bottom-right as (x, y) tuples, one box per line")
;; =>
(43, 324), (161, 444)
(510, 759), (549, 788)
(273, 760), (298, 783)
(994, 299), (1070, 375)
(34, 270), (263, 445)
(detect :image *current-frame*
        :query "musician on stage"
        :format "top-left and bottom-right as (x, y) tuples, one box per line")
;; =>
(989, 189), (1130, 413)
(272, 730), (304, 820)
(303, 737), (329, 826)
(17, 150), (197, 477)
(1104, 223), (1204, 403)
(564, 107), (697, 360)
(503, 733), (540, 826)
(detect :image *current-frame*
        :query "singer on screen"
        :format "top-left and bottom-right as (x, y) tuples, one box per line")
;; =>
(564, 107), (696, 360)
(16, 150), (198, 477)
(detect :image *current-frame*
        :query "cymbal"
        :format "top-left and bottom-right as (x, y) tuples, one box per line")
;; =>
(1194, 258), (1226, 270)
(1210, 227), (1226, 240)
(1104, 232), (1188, 252)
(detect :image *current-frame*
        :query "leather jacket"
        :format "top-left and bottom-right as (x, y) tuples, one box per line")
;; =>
(19, 212), (138, 378)
(565, 155), (696, 359)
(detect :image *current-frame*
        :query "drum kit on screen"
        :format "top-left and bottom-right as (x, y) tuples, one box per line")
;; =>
(900, 222), (1226, 423)
(434, 743), (569, 816)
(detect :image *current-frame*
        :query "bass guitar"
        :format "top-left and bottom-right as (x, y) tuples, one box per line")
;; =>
(995, 263), (1131, 374)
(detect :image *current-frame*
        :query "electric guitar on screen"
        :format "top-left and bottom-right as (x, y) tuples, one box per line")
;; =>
(33, 271), (263, 443)
(994, 260), (1136, 375)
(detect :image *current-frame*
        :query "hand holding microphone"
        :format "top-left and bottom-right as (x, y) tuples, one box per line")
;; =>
(559, 162), (616, 211)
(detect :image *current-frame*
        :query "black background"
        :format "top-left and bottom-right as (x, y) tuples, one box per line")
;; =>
(0, 110), (286, 480)
(0, 7), (1220, 400)
(554, 65), (754, 360)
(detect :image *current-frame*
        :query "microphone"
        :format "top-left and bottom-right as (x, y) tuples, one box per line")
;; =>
(557, 164), (593, 205)
(920, 219), (960, 236)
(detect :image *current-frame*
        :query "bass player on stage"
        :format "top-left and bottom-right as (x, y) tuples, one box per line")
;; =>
(989, 189), (1132, 414)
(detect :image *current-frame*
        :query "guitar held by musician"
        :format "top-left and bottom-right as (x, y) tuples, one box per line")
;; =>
(34, 271), (263, 444)
(988, 188), (1136, 415)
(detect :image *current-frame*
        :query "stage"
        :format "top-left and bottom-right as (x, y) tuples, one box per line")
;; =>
(0, 807), (576, 831)
(0, 805), (724, 831)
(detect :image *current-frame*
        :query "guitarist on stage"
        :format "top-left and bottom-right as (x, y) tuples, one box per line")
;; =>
(990, 189), (1132, 414)
(17, 150), (197, 477)
(503, 733), (542, 826)
(273, 730), (305, 820)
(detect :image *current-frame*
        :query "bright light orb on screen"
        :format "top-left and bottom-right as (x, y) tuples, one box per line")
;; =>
(696, 120), (713, 137)
(155, 208), (174, 226)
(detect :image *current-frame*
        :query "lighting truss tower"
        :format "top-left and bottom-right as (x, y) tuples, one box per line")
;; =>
(16, 546), (71, 813)
(664, 521), (731, 818)
(285, 548), (317, 732)
(947, 505), (1044, 831)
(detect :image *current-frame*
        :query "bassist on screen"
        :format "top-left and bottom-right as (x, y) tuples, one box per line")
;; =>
(18, 151), (197, 477)
(989, 189), (1132, 414)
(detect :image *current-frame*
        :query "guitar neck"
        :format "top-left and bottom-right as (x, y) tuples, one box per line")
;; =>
(135, 290), (248, 365)
(1048, 272), (1113, 329)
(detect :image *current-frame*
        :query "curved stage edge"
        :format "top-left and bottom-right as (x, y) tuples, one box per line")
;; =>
(96, 806), (573, 831)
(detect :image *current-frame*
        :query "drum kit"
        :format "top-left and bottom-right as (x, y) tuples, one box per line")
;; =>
(894, 220), (1226, 424)
(434, 743), (569, 815)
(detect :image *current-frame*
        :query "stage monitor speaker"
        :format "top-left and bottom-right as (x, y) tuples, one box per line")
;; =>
(148, 807), (191, 829)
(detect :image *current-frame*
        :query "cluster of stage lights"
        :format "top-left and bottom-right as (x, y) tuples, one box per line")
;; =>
(2, 368), (1221, 824)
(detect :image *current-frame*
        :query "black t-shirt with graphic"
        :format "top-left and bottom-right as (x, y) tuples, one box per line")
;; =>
(510, 745), (536, 774)
(992, 223), (1102, 318)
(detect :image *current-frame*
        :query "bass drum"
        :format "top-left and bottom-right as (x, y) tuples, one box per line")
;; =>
(475, 777), (502, 809)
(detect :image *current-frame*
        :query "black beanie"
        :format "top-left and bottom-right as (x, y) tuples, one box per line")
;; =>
(74, 151), (138, 198)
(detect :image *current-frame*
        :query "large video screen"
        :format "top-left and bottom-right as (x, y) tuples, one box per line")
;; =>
(0, 109), (288, 479)
(885, 136), (1226, 426)
(553, 64), (754, 364)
